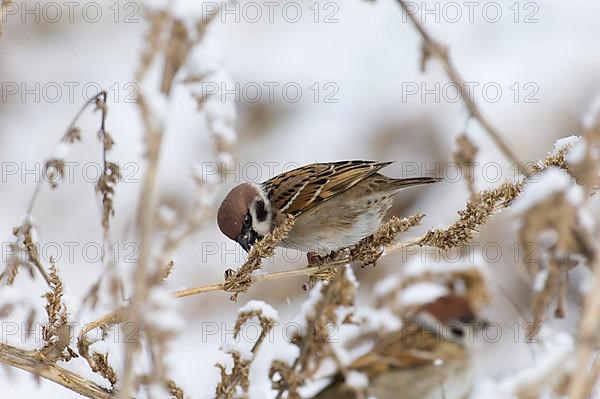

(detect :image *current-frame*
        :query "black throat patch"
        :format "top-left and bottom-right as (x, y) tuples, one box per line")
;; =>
(255, 200), (268, 222)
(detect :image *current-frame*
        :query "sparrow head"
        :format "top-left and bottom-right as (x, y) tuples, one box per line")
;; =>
(415, 294), (488, 341)
(217, 183), (272, 252)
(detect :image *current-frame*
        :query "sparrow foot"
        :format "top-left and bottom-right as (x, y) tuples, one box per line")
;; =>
(307, 251), (325, 266)
(304, 250), (347, 290)
(307, 250), (342, 266)
(224, 268), (236, 279)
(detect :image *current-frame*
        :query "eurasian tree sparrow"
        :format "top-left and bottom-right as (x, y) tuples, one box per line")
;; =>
(217, 161), (440, 255)
(314, 294), (483, 399)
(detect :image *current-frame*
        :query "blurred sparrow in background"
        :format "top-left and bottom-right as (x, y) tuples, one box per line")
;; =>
(217, 160), (440, 254)
(314, 294), (486, 399)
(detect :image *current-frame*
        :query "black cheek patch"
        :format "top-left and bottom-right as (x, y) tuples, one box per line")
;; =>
(255, 200), (268, 222)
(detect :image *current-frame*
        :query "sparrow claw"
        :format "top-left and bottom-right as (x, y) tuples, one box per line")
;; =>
(224, 268), (236, 279)
(307, 251), (324, 266)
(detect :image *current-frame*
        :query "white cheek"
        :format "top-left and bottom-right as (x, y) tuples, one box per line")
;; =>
(253, 219), (271, 236)
(248, 185), (273, 237)
(249, 206), (272, 236)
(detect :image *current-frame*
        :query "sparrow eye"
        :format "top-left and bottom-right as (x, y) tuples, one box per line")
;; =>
(243, 213), (252, 229)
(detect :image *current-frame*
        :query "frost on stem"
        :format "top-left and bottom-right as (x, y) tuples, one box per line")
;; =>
(472, 328), (574, 398)
(184, 11), (238, 172)
(147, 8), (239, 275)
(77, 334), (118, 388)
(396, 282), (450, 308)
(515, 166), (595, 327)
(270, 266), (357, 398)
(215, 300), (279, 399)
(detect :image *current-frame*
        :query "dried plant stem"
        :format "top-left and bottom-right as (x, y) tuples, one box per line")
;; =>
(80, 255), (355, 336)
(17, 91), (111, 287)
(275, 270), (344, 399)
(81, 220), (421, 335)
(454, 134), (478, 197)
(396, 0), (529, 176)
(119, 91), (166, 397)
(174, 259), (350, 299)
(0, 344), (116, 399)
(26, 92), (107, 215)
(568, 249), (600, 398)
(79, 307), (125, 340)
(29, 243), (52, 287)
(216, 307), (276, 398)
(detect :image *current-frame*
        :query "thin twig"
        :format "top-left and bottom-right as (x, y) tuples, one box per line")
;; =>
(14, 91), (110, 287)
(79, 248), (358, 337)
(26, 92), (106, 215)
(396, 0), (529, 176)
(174, 259), (349, 299)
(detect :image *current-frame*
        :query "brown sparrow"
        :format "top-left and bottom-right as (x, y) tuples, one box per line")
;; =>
(217, 161), (440, 255)
(314, 294), (484, 399)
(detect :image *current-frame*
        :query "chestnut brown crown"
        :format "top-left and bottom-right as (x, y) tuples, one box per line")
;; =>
(217, 183), (259, 241)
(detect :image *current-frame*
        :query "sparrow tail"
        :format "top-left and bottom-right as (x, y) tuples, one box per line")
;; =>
(391, 176), (443, 189)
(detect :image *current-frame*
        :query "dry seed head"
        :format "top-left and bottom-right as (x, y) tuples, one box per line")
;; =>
(271, 267), (357, 397)
(62, 126), (81, 143)
(40, 258), (75, 362)
(224, 215), (295, 300)
(350, 214), (425, 267)
(420, 181), (522, 251)
(44, 159), (65, 189)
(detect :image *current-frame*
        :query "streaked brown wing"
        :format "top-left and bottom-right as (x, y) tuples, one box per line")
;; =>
(262, 160), (392, 216)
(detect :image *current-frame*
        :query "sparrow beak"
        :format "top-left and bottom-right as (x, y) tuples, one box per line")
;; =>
(237, 230), (260, 253)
